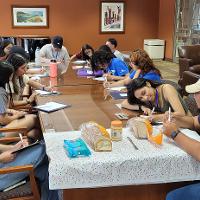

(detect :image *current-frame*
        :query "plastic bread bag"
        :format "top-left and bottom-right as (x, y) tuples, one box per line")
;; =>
(80, 121), (112, 152)
(63, 138), (91, 158)
(126, 117), (163, 145)
(126, 117), (152, 139)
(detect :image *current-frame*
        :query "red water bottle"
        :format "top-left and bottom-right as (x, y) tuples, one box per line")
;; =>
(49, 62), (57, 78)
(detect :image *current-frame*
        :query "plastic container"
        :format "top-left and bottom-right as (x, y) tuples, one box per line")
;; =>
(35, 47), (41, 66)
(111, 120), (123, 141)
(49, 62), (58, 78)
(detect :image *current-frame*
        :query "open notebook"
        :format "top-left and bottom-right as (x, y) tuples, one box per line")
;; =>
(34, 102), (70, 113)
(11, 140), (40, 154)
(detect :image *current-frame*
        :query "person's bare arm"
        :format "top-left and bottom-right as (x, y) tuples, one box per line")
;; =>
(108, 77), (132, 88)
(0, 144), (14, 152)
(27, 79), (46, 90)
(0, 111), (25, 125)
(70, 54), (77, 61)
(163, 120), (200, 161)
(175, 133), (200, 161)
(121, 99), (140, 110)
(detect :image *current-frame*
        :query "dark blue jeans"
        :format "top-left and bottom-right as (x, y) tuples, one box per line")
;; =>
(166, 182), (200, 200)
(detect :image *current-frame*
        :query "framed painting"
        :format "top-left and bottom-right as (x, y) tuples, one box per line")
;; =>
(11, 5), (49, 28)
(100, 1), (125, 33)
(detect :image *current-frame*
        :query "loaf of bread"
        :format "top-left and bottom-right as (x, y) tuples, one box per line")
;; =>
(127, 117), (153, 139)
(80, 121), (112, 152)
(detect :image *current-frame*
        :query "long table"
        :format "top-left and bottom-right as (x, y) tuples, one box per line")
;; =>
(36, 64), (196, 200)
(37, 84), (137, 132)
(40, 66), (102, 87)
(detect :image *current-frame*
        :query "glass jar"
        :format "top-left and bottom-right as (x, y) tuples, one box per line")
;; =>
(111, 120), (123, 141)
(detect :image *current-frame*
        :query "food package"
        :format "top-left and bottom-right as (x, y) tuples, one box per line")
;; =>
(127, 117), (163, 145)
(126, 117), (153, 139)
(64, 138), (91, 158)
(80, 121), (112, 151)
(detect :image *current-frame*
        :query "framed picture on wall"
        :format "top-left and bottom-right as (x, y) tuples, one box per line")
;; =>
(11, 5), (49, 28)
(100, 1), (125, 33)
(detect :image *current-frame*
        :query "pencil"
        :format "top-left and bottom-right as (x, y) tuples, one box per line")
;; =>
(168, 107), (171, 122)
(19, 133), (24, 147)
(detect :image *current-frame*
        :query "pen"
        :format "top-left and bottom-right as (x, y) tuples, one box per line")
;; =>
(104, 76), (107, 83)
(19, 133), (24, 147)
(49, 80), (52, 88)
(168, 107), (171, 122)
(150, 107), (155, 116)
(127, 137), (139, 150)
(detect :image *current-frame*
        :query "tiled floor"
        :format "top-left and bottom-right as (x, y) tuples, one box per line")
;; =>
(154, 60), (179, 83)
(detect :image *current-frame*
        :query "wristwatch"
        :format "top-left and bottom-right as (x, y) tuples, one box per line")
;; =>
(170, 130), (180, 140)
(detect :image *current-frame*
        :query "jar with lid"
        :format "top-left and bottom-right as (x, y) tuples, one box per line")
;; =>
(111, 120), (123, 141)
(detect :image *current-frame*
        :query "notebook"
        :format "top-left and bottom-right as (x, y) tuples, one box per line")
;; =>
(35, 90), (60, 96)
(72, 60), (87, 64)
(34, 102), (70, 113)
(11, 140), (40, 154)
(110, 91), (127, 99)
(109, 86), (126, 91)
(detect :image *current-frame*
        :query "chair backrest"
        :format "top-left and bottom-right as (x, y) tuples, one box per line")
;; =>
(0, 165), (40, 200)
(184, 94), (199, 116)
(161, 79), (183, 96)
(178, 45), (200, 65)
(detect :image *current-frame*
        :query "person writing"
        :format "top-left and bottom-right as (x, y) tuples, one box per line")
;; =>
(163, 79), (200, 200)
(123, 78), (189, 122)
(104, 49), (161, 88)
(91, 50), (129, 81)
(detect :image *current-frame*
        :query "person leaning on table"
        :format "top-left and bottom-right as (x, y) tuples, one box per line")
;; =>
(163, 79), (200, 200)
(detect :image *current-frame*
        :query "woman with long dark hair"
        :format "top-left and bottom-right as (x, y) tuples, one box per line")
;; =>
(70, 44), (94, 63)
(0, 61), (41, 139)
(0, 62), (58, 199)
(7, 53), (50, 106)
(122, 78), (190, 122)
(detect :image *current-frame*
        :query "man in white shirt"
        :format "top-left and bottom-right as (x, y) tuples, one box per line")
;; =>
(40, 36), (70, 74)
(106, 38), (124, 61)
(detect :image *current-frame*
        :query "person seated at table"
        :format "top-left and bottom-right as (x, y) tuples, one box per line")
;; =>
(9, 45), (46, 75)
(98, 44), (116, 56)
(0, 39), (13, 60)
(70, 44), (94, 64)
(104, 49), (161, 88)
(7, 53), (51, 107)
(91, 50), (129, 81)
(0, 139), (59, 200)
(122, 78), (190, 122)
(106, 38), (124, 61)
(163, 79), (200, 200)
(0, 61), (41, 140)
(0, 46), (7, 61)
(40, 35), (70, 74)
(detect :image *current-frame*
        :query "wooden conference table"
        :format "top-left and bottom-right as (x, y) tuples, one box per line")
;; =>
(36, 65), (193, 200)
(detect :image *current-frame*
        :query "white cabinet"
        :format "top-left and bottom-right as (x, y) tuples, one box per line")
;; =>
(144, 39), (165, 59)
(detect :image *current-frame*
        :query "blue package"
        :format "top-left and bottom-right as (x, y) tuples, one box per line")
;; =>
(63, 138), (91, 158)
